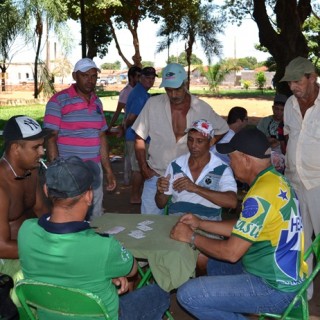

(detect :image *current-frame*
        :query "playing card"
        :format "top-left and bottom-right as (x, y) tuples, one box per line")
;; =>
(137, 224), (153, 231)
(138, 220), (154, 226)
(174, 172), (184, 180)
(105, 226), (125, 235)
(128, 230), (145, 239)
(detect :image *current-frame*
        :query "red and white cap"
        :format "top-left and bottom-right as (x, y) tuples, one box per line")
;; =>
(185, 119), (215, 138)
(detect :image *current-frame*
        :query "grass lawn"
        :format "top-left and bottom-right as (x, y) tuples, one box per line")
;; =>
(0, 88), (272, 154)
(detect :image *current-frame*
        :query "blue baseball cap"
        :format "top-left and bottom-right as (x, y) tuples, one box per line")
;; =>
(46, 156), (100, 198)
(160, 63), (187, 88)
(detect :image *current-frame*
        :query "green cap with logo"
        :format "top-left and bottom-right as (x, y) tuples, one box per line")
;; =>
(280, 57), (315, 82)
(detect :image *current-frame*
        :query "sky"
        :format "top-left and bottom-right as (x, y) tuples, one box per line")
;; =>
(12, 15), (271, 70)
(68, 17), (271, 69)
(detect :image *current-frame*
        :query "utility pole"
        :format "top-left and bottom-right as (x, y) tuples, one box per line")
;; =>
(46, 17), (50, 72)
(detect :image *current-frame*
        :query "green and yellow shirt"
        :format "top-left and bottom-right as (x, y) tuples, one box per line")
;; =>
(233, 166), (307, 292)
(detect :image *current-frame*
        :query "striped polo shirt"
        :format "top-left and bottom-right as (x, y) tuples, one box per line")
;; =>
(44, 84), (107, 163)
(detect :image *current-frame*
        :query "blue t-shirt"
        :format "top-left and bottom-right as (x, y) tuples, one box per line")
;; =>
(125, 82), (150, 141)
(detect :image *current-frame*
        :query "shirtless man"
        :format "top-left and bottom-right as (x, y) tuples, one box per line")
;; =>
(132, 63), (228, 214)
(0, 115), (49, 276)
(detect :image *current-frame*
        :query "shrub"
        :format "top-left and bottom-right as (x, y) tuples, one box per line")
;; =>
(255, 72), (266, 91)
(241, 80), (252, 90)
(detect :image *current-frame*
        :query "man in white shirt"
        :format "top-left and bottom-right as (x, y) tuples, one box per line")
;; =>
(281, 56), (320, 297)
(156, 119), (237, 220)
(132, 63), (228, 214)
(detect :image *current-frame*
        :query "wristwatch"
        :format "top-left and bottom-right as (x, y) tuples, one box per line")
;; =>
(189, 232), (197, 250)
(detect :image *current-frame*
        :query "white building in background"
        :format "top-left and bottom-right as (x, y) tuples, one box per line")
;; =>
(4, 33), (74, 87)
(5, 62), (35, 85)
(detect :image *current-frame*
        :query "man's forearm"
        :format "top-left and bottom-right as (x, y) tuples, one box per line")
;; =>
(193, 186), (237, 209)
(109, 102), (125, 128)
(155, 191), (169, 209)
(134, 137), (148, 170)
(0, 240), (18, 259)
(45, 131), (59, 162)
(100, 133), (113, 173)
(198, 219), (236, 238)
(125, 114), (138, 129)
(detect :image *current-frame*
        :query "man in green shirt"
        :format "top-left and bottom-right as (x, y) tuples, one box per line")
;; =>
(18, 156), (169, 320)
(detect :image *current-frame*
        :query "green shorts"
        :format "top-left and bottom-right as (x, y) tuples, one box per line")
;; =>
(0, 259), (20, 277)
(0, 259), (23, 306)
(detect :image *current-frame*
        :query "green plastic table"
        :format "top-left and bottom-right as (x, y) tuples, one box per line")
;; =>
(91, 213), (198, 292)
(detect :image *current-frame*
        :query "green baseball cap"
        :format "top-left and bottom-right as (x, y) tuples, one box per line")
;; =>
(280, 57), (315, 82)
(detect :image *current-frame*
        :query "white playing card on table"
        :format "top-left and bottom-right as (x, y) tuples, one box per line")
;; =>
(128, 230), (146, 239)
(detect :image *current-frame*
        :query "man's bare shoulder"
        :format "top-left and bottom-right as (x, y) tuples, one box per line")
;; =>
(0, 165), (12, 195)
(0, 165), (39, 221)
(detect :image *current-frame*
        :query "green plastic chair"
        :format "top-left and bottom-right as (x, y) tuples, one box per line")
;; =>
(163, 195), (172, 216)
(259, 233), (320, 320)
(16, 279), (110, 319)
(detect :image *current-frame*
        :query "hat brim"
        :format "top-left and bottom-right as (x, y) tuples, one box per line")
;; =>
(142, 72), (158, 77)
(159, 79), (184, 88)
(280, 74), (301, 82)
(4, 127), (52, 143)
(74, 67), (101, 73)
(185, 128), (213, 139)
(24, 128), (52, 141)
(215, 143), (235, 155)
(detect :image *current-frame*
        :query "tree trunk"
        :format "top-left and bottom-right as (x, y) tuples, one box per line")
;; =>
(0, 67), (7, 92)
(253, 0), (311, 95)
(34, 13), (43, 99)
(185, 31), (195, 91)
(105, 16), (142, 68)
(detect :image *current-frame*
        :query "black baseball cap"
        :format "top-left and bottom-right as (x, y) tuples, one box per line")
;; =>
(3, 115), (49, 143)
(46, 156), (100, 199)
(141, 67), (158, 77)
(216, 128), (271, 159)
(273, 94), (287, 105)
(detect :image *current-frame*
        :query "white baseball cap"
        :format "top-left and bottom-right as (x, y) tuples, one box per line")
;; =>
(73, 58), (101, 73)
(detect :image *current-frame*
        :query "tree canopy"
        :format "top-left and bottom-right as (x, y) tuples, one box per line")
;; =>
(167, 52), (203, 66)
(101, 61), (121, 70)
(157, 1), (223, 86)
(222, 0), (318, 94)
(0, 0), (24, 90)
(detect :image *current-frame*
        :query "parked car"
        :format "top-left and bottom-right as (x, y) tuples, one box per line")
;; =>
(98, 77), (117, 85)
(19, 78), (34, 85)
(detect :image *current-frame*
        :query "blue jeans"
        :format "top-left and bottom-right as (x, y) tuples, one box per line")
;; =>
(141, 176), (164, 215)
(177, 258), (297, 320)
(119, 284), (170, 320)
